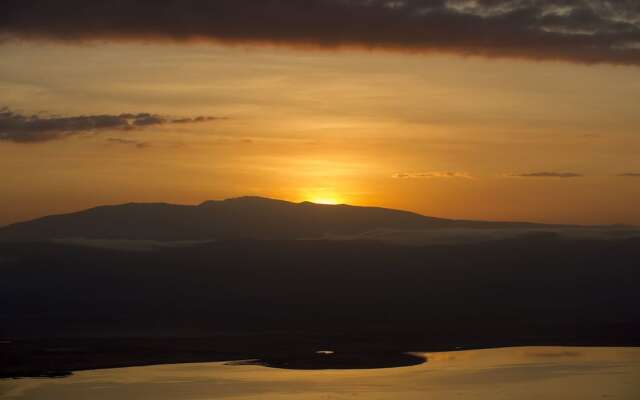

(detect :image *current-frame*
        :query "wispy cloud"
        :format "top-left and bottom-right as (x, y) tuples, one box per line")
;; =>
(107, 137), (150, 149)
(508, 172), (584, 178)
(171, 116), (220, 124)
(392, 171), (472, 179)
(1, 1), (639, 65)
(0, 107), (221, 143)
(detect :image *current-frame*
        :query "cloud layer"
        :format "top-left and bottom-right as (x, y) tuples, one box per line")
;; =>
(1, 1), (640, 65)
(509, 172), (584, 178)
(393, 171), (471, 179)
(0, 108), (219, 143)
(107, 137), (150, 149)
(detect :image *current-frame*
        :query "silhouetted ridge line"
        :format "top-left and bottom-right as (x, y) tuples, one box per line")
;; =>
(0, 196), (566, 242)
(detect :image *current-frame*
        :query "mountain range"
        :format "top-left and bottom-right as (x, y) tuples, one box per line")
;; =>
(0, 196), (563, 242)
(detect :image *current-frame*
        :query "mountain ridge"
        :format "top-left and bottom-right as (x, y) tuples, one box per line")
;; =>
(0, 196), (578, 242)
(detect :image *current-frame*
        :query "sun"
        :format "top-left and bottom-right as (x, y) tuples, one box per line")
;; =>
(302, 189), (344, 205)
(310, 197), (341, 205)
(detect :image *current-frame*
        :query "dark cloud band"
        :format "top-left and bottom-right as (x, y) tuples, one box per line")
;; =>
(1, 1), (639, 65)
(0, 107), (219, 143)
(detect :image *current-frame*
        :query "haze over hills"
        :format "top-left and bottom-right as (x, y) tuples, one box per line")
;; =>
(0, 196), (578, 243)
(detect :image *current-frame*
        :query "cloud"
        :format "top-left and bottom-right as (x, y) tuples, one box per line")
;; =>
(509, 172), (584, 178)
(618, 172), (640, 177)
(392, 171), (471, 179)
(0, 107), (220, 143)
(107, 137), (150, 149)
(171, 116), (221, 124)
(1, 1), (639, 65)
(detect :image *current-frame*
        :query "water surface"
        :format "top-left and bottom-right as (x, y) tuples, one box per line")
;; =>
(1, 346), (639, 399)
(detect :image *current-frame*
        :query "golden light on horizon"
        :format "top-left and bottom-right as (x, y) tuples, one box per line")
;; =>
(302, 188), (344, 205)
(310, 197), (341, 205)
(1, 38), (640, 226)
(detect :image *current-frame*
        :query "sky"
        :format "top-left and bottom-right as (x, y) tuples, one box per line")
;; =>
(1, 0), (640, 226)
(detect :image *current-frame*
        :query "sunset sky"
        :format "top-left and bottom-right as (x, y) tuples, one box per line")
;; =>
(2, 0), (640, 226)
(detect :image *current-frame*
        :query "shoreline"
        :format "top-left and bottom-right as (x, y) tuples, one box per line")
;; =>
(3, 338), (640, 379)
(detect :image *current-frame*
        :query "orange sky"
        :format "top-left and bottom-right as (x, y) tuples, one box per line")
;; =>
(1, 42), (640, 226)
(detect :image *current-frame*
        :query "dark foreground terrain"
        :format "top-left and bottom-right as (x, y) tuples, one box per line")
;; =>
(1, 236), (639, 377)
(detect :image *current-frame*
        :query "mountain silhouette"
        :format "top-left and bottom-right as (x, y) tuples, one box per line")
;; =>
(1, 197), (639, 377)
(0, 196), (548, 242)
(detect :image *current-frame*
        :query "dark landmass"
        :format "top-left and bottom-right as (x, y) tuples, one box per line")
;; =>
(1, 235), (639, 377)
(0, 196), (559, 242)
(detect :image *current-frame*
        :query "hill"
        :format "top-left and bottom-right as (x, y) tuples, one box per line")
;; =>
(0, 196), (549, 242)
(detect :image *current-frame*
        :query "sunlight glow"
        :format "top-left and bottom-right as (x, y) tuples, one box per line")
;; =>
(310, 197), (341, 205)
(300, 187), (345, 206)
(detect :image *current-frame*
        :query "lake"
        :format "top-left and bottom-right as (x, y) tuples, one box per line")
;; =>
(1, 346), (639, 399)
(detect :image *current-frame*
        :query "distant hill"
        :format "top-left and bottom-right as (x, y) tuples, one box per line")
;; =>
(0, 196), (550, 242)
